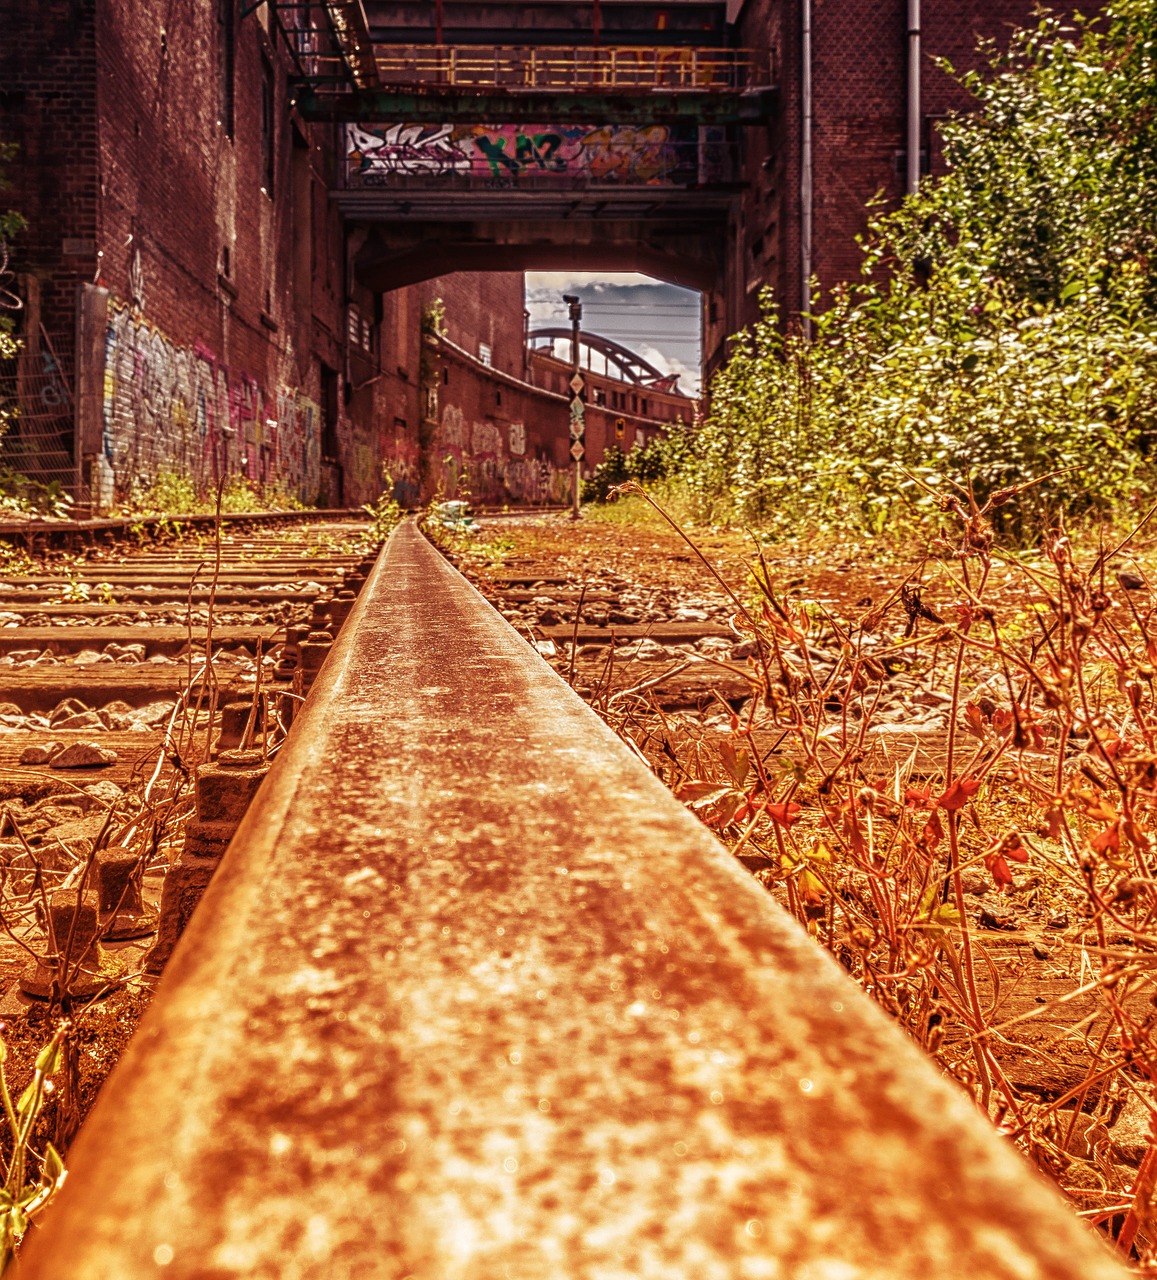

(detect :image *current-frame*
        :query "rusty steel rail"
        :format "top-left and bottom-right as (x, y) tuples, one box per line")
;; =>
(19, 521), (1129, 1278)
(0, 507), (363, 552)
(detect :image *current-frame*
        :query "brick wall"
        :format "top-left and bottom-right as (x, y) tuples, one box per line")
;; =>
(0, 0), (99, 482)
(0, 0), (430, 508)
(422, 325), (695, 507)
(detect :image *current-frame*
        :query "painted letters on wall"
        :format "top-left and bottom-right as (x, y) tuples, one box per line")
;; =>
(101, 303), (322, 503)
(433, 401), (570, 505)
(347, 123), (705, 187)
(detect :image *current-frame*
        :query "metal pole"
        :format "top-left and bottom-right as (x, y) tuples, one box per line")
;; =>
(800, 0), (813, 339)
(435, 0), (443, 45)
(906, 0), (921, 195)
(565, 294), (583, 519)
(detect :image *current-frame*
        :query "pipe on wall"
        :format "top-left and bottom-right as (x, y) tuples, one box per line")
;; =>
(800, 0), (813, 337)
(906, 0), (921, 194)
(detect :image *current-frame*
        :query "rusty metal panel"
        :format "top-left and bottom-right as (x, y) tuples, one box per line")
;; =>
(19, 522), (1130, 1279)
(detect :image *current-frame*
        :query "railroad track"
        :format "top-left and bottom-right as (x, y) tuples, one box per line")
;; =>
(17, 518), (1128, 1280)
(0, 510), (377, 1009)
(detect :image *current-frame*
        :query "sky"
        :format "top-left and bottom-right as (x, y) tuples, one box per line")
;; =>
(524, 272), (702, 395)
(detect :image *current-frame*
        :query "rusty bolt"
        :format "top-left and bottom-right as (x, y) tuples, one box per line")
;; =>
(215, 700), (264, 753)
(327, 590), (358, 628)
(196, 749), (270, 825)
(294, 631), (334, 696)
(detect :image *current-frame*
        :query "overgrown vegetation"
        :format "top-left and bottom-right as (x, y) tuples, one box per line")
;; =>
(653, 2), (1157, 538)
(596, 483), (1157, 1260)
(112, 470), (305, 518)
(0, 470), (73, 520)
(581, 437), (680, 504)
(0, 143), (35, 517)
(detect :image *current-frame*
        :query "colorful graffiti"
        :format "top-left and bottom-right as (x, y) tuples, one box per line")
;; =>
(101, 303), (322, 504)
(433, 401), (570, 505)
(347, 122), (702, 187)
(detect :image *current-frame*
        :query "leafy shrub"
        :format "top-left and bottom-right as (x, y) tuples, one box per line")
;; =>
(0, 466), (74, 519)
(582, 430), (693, 503)
(677, 2), (1157, 538)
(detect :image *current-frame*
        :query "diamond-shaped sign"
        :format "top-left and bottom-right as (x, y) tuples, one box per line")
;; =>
(569, 373), (585, 395)
(570, 441), (585, 461)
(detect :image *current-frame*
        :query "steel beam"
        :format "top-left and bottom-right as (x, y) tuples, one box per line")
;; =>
(294, 85), (778, 124)
(19, 521), (1132, 1280)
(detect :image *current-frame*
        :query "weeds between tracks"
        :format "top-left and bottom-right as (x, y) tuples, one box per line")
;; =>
(588, 482), (1157, 1263)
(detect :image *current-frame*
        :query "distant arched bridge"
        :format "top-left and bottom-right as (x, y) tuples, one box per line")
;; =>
(528, 328), (681, 389)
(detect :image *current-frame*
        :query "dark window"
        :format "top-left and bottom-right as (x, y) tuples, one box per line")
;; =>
(260, 57), (275, 196)
(321, 364), (340, 460)
(217, 0), (235, 137)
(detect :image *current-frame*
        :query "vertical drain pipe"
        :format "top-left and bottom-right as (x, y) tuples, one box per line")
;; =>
(906, 0), (921, 195)
(800, 0), (813, 339)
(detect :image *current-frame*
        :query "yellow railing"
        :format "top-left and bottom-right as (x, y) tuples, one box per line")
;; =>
(373, 45), (770, 92)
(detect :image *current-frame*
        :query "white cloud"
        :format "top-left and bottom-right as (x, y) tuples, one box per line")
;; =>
(525, 271), (660, 292)
(635, 344), (699, 396)
(523, 272), (701, 396)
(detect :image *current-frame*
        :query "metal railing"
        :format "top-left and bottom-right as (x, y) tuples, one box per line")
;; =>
(373, 44), (772, 92)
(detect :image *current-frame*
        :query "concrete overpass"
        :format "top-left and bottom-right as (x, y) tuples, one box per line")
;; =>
(252, 0), (774, 333)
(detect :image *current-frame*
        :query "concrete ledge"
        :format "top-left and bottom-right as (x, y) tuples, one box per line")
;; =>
(19, 521), (1129, 1279)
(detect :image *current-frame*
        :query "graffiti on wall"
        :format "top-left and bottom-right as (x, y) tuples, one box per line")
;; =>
(434, 402), (570, 505)
(101, 304), (322, 503)
(383, 434), (421, 507)
(347, 122), (702, 187)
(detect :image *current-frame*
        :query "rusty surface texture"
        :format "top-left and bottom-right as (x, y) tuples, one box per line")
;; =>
(18, 521), (1129, 1279)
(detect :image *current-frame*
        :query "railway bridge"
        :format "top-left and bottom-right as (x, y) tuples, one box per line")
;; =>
(270, 1), (773, 305)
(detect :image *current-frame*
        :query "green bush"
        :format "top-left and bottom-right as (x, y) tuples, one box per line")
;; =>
(582, 430), (693, 503)
(676, 1), (1157, 537)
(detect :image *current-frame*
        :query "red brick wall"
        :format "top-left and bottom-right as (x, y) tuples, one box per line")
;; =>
(421, 272), (528, 380)
(424, 335), (572, 506)
(0, 0), (100, 346)
(0, 0), (430, 508)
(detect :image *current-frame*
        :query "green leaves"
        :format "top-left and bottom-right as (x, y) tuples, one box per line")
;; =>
(670, 3), (1157, 538)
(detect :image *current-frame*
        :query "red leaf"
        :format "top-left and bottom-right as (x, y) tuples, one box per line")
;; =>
(923, 810), (944, 851)
(936, 777), (983, 811)
(1090, 821), (1121, 854)
(964, 703), (986, 736)
(985, 854), (1014, 889)
(762, 801), (802, 827)
(676, 781), (731, 802)
(904, 785), (932, 809)
(719, 742), (750, 787)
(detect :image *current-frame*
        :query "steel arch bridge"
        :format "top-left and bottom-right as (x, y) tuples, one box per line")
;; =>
(527, 327), (680, 388)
